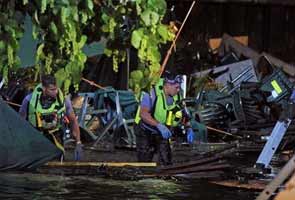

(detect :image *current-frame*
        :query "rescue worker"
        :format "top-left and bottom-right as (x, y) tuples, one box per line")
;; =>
(134, 71), (196, 166)
(19, 75), (83, 161)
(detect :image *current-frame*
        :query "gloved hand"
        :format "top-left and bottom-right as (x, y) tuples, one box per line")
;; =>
(74, 143), (83, 161)
(186, 128), (196, 144)
(156, 123), (172, 139)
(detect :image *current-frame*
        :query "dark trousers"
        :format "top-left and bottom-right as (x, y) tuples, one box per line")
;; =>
(135, 124), (172, 166)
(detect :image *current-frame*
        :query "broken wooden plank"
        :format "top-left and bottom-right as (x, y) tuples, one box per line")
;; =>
(217, 34), (295, 77)
(161, 163), (231, 175)
(178, 170), (225, 179)
(218, 33), (260, 62)
(160, 154), (224, 171)
(211, 179), (268, 190)
(275, 171), (295, 200)
(209, 35), (248, 50)
(261, 52), (295, 77)
(46, 161), (157, 167)
(256, 154), (295, 200)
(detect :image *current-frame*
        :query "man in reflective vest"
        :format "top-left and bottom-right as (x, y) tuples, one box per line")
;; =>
(134, 71), (196, 166)
(19, 74), (83, 161)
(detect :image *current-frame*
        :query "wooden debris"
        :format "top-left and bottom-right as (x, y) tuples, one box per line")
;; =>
(275, 172), (295, 200)
(46, 161), (157, 167)
(211, 180), (268, 190)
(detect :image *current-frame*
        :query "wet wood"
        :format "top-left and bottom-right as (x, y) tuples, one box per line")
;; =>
(256, 154), (295, 200)
(146, 163), (231, 177)
(159, 154), (224, 171)
(179, 171), (225, 179)
(46, 161), (157, 167)
(210, 180), (268, 190)
(161, 163), (231, 175)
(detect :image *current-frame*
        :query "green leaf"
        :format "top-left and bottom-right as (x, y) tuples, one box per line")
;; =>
(52, 7), (59, 15)
(118, 6), (126, 14)
(63, 78), (71, 94)
(150, 11), (159, 25)
(131, 28), (144, 49)
(147, 44), (161, 63)
(61, 0), (70, 6)
(101, 24), (109, 33)
(50, 22), (58, 36)
(36, 44), (45, 63)
(45, 53), (53, 74)
(136, 2), (142, 14)
(86, 0), (94, 11)
(101, 13), (109, 23)
(61, 7), (70, 25)
(72, 7), (79, 22)
(48, 0), (54, 8)
(147, 0), (167, 16)
(32, 24), (39, 39)
(157, 24), (174, 42)
(80, 11), (88, 24)
(104, 48), (112, 57)
(41, 0), (47, 14)
(54, 68), (68, 88)
(2, 65), (8, 82)
(78, 35), (87, 49)
(77, 52), (87, 63)
(140, 10), (151, 26)
(7, 45), (14, 68)
(130, 70), (144, 84)
(23, 0), (28, 5)
(0, 41), (5, 51)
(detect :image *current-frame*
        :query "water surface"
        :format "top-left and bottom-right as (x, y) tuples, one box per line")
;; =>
(0, 173), (258, 199)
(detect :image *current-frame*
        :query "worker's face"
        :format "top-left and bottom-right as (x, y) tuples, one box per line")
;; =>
(43, 84), (58, 99)
(166, 82), (180, 96)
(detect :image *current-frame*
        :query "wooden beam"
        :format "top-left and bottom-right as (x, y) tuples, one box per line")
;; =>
(46, 161), (157, 167)
(256, 154), (295, 200)
(211, 180), (268, 190)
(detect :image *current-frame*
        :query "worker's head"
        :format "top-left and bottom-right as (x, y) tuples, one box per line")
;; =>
(163, 71), (183, 96)
(41, 74), (58, 99)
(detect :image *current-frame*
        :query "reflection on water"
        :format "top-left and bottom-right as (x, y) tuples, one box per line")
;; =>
(0, 172), (258, 200)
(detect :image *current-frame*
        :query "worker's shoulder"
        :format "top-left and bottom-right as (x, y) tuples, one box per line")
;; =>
(24, 93), (33, 101)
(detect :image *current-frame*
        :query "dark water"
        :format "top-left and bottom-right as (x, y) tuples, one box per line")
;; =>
(0, 173), (258, 200)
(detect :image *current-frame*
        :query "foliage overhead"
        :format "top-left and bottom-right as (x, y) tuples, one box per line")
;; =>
(0, 1), (24, 82)
(0, 0), (175, 95)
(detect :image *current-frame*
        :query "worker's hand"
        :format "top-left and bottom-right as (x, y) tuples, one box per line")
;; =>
(156, 123), (172, 139)
(186, 128), (196, 144)
(74, 142), (83, 161)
